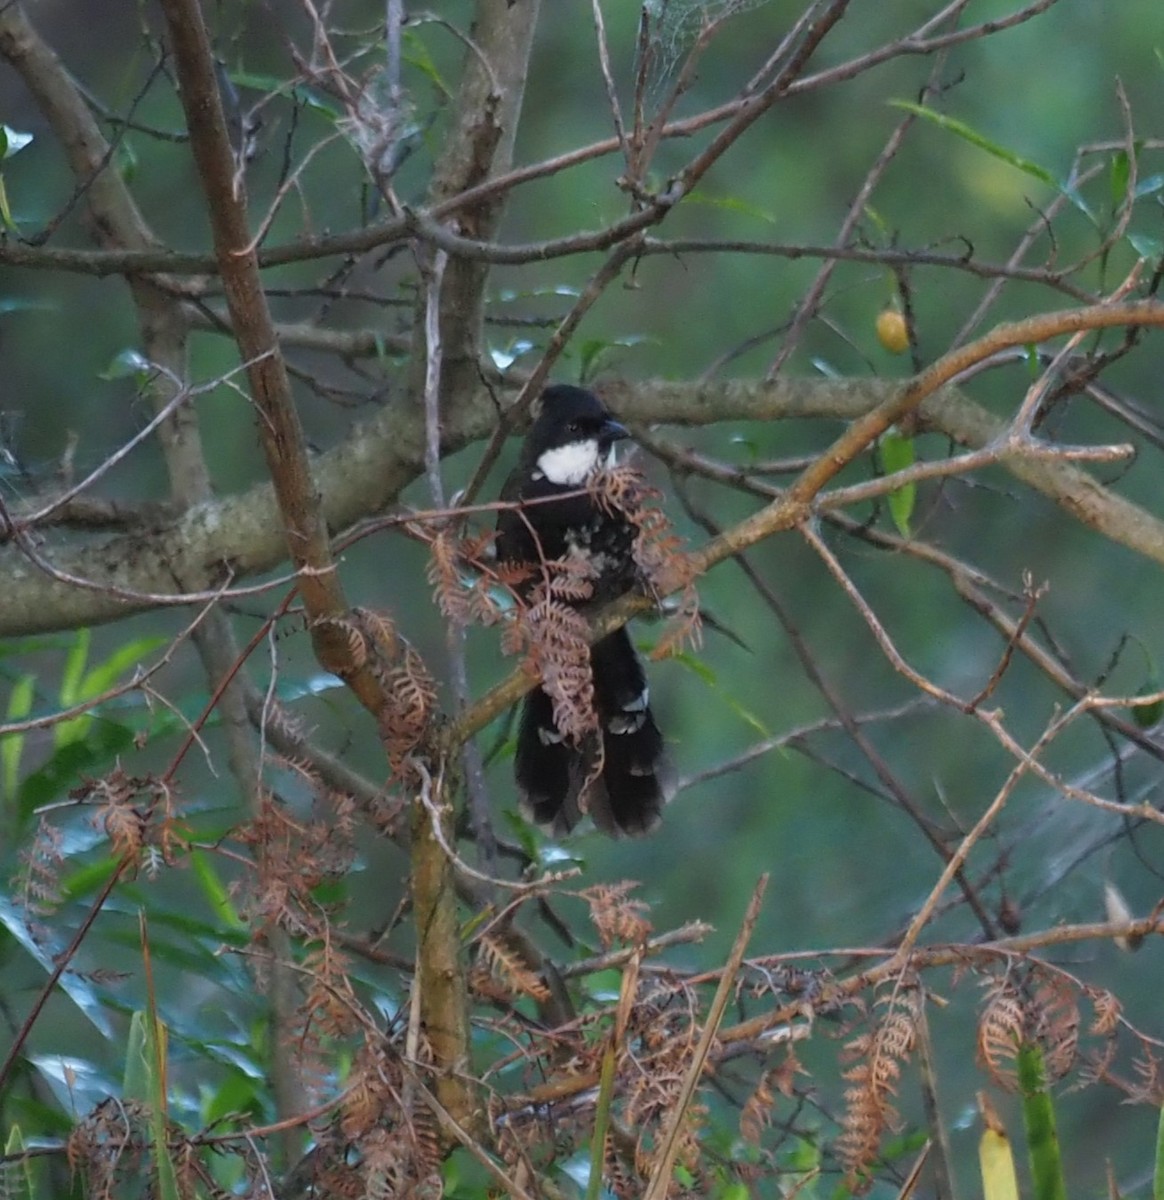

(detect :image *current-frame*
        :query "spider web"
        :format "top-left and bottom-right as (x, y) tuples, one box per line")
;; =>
(643, 0), (775, 85)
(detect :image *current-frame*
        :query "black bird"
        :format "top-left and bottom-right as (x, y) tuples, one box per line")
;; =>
(496, 385), (674, 837)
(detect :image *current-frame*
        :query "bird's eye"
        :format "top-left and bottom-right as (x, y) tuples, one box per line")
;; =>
(566, 420), (581, 434)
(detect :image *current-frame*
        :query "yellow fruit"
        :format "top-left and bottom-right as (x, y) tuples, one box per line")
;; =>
(876, 308), (909, 354)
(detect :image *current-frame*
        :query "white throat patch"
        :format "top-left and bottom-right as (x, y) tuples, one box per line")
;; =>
(536, 438), (602, 486)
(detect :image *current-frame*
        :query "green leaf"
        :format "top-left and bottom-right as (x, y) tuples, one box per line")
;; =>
(889, 101), (1057, 188)
(880, 429), (916, 538)
(19, 720), (136, 816)
(123, 1009), (153, 1104)
(57, 628), (90, 710)
(3, 672), (35, 800)
(1129, 233), (1164, 264)
(1110, 150), (1130, 209)
(403, 29), (453, 99)
(191, 849), (247, 931)
(1135, 173), (1164, 199)
(4, 1124), (36, 1200)
(670, 651), (770, 736)
(56, 634), (165, 746)
(227, 71), (341, 117)
(576, 334), (657, 383)
(685, 189), (778, 225)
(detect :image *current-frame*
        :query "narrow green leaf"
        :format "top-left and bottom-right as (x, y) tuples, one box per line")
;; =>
(669, 652), (770, 736)
(3, 673), (35, 799)
(1016, 1043), (1067, 1200)
(81, 637), (166, 697)
(56, 634), (165, 746)
(1110, 150), (1130, 209)
(4, 1124), (36, 1200)
(123, 1009), (153, 1104)
(191, 849), (246, 931)
(57, 629), (90, 710)
(685, 189), (778, 225)
(880, 429), (916, 538)
(889, 101), (1056, 187)
(403, 29), (453, 99)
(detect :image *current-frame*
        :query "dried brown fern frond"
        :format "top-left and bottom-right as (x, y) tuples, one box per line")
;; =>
(237, 789), (352, 937)
(426, 525), (471, 624)
(15, 816), (66, 923)
(377, 642), (438, 775)
(301, 938), (363, 1040)
(67, 1097), (147, 1200)
(475, 930), (552, 1003)
(590, 462), (696, 592)
(87, 766), (148, 858)
(977, 974), (1025, 1090)
(740, 1069), (777, 1146)
(1029, 974), (1079, 1081)
(339, 1040), (402, 1140)
(837, 981), (923, 1187)
(1087, 985), (1122, 1037)
(1130, 1050), (1164, 1104)
(524, 591), (596, 746)
(581, 881), (653, 949)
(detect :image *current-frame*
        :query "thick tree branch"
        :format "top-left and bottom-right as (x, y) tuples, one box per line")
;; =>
(5, 301), (1164, 640)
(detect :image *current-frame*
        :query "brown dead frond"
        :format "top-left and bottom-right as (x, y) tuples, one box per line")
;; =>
(67, 1097), (148, 1200)
(976, 974), (1026, 1090)
(237, 789), (354, 938)
(1087, 985), (1123, 1037)
(582, 881), (653, 949)
(740, 1068), (777, 1146)
(378, 641), (438, 774)
(838, 981), (923, 1187)
(1029, 975), (1080, 1082)
(15, 816), (66, 922)
(474, 930), (552, 1003)
(524, 587), (597, 746)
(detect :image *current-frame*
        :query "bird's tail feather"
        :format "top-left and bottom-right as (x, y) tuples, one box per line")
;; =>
(515, 628), (673, 837)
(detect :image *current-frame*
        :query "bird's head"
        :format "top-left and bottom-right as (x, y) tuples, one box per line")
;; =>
(526, 385), (630, 486)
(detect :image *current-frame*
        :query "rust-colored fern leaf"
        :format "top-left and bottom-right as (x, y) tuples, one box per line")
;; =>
(475, 931), (552, 1002)
(378, 643), (437, 774)
(838, 983), (922, 1186)
(581, 881), (653, 949)
(1087, 986), (1122, 1037)
(525, 591), (596, 746)
(740, 1068), (777, 1146)
(977, 974), (1025, 1090)
(1029, 974), (1079, 1081)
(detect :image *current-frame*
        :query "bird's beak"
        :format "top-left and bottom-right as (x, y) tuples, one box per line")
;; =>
(603, 417), (630, 442)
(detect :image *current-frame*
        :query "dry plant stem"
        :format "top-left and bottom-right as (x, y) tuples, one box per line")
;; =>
(643, 874), (769, 1200)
